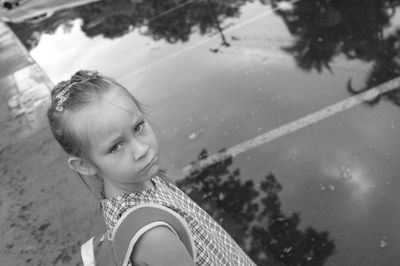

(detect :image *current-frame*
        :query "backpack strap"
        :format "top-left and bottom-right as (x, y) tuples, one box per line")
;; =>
(111, 203), (197, 266)
(81, 237), (95, 266)
(82, 233), (117, 266)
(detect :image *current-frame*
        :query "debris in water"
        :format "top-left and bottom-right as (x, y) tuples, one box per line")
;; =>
(188, 128), (204, 140)
(188, 132), (199, 140)
(218, 193), (225, 201)
(379, 237), (388, 248)
(379, 240), (387, 248)
(289, 148), (299, 161)
(340, 166), (352, 181)
(283, 247), (292, 253)
(320, 184), (335, 192)
(202, 192), (212, 199)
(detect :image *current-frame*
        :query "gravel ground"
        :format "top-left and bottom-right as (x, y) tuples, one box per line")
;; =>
(0, 124), (106, 266)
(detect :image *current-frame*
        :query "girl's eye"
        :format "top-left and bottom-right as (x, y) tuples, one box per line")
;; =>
(134, 120), (145, 133)
(110, 143), (123, 153)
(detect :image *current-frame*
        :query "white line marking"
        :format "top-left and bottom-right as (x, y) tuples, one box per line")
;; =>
(182, 77), (400, 175)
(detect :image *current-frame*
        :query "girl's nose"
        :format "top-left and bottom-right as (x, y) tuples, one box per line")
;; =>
(131, 139), (149, 161)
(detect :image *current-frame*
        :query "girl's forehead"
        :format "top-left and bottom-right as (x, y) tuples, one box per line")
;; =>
(79, 90), (142, 138)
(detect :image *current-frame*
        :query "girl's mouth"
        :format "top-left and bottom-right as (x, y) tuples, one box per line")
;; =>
(141, 155), (157, 173)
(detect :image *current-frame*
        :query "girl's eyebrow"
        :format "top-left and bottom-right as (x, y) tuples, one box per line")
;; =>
(100, 133), (123, 151)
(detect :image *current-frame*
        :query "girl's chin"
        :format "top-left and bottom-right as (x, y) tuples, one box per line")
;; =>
(147, 164), (160, 177)
(138, 163), (159, 180)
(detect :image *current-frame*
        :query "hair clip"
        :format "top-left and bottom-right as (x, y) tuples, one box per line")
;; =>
(55, 82), (75, 111)
(55, 77), (94, 111)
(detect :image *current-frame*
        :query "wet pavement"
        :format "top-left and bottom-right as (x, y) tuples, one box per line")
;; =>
(0, 0), (99, 23)
(3, 0), (400, 265)
(0, 23), (32, 78)
(0, 22), (51, 142)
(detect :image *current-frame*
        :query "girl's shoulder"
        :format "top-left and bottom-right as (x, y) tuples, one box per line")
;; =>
(82, 203), (197, 266)
(131, 225), (195, 265)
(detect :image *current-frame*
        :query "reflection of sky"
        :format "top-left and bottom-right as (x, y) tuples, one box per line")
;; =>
(259, 101), (400, 265)
(317, 105), (399, 207)
(320, 150), (372, 200)
(31, 2), (295, 84)
(31, 19), (155, 83)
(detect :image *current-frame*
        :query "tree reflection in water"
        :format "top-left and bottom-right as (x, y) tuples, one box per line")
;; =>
(9, 0), (247, 50)
(177, 149), (336, 266)
(9, 0), (400, 105)
(271, 0), (400, 106)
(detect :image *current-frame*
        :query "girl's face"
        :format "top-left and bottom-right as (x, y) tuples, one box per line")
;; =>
(82, 87), (159, 195)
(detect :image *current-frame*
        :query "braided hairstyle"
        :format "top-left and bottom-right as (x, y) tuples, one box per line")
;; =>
(47, 70), (144, 196)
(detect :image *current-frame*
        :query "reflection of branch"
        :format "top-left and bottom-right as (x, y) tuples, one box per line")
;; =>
(206, 0), (230, 50)
(348, 78), (400, 106)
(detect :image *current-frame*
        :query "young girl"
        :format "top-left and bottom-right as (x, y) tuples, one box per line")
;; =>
(47, 70), (256, 265)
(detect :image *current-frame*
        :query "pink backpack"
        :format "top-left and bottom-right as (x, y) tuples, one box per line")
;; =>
(81, 204), (196, 266)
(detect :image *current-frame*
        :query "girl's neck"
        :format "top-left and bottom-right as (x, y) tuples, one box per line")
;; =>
(104, 179), (154, 198)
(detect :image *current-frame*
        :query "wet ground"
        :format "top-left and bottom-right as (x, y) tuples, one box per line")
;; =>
(2, 0), (400, 265)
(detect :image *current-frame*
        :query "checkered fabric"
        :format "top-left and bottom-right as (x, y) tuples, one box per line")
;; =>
(101, 175), (256, 266)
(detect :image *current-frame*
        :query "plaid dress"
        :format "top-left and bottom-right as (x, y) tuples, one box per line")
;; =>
(101, 175), (256, 266)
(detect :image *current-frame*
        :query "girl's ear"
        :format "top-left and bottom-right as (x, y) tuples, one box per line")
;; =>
(67, 156), (97, 176)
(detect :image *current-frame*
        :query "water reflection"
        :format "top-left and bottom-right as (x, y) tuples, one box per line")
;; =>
(9, 0), (400, 106)
(271, 0), (400, 106)
(177, 149), (336, 265)
(9, 0), (250, 50)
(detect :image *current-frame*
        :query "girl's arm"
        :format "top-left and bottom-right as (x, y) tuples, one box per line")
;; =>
(131, 225), (196, 266)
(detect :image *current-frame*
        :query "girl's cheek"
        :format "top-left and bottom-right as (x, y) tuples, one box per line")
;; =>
(109, 153), (124, 166)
